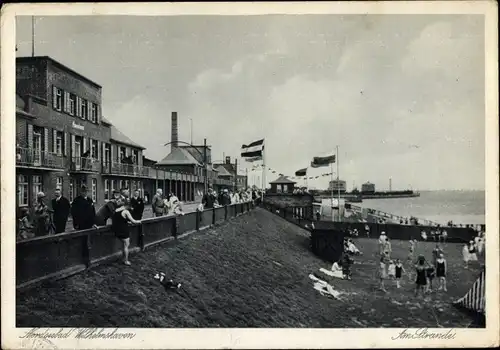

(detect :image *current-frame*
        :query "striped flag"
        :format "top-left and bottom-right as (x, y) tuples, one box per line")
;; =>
(454, 269), (485, 315)
(311, 154), (336, 168)
(241, 139), (264, 160)
(295, 168), (307, 176)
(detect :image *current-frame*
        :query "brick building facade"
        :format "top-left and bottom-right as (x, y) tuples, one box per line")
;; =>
(15, 56), (236, 215)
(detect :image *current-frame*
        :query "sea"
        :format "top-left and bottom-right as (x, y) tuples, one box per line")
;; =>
(358, 190), (485, 226)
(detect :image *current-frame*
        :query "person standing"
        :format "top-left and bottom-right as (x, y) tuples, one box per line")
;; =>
(201, 187), (216, 209)
(152, 188), (165, 217)
(112, 197), (141, 266)
(33, 192), (53, 237)
(130, 189), (145, 220)
(51, 188), (70, 233)
(121, 188), (130, 205)
(71, 185), (97, 230)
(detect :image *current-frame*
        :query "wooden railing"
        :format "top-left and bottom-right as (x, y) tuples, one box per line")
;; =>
(262, 201), (480, 244)
(16, 201), (256, 290)
(71, 157), (101, 172)
(16, 147), (65, 169)
(101, 162), (151, 177)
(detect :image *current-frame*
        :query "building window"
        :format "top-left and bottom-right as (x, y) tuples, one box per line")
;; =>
(53, 86), (63, 111)
(119, 147), (126, 162)
(90, 103), (98, 123)
(120, 179), (125, 190)
(132, 150), (139, 164)
(33, 175), (43, 197)
(55, 131), (63, 156)
(18, 175), (28, 206)
(56, 177), (63, 192)
(111, 179), (116, 193)
(69, 180), (74, 201)
(69, 93), (76, 116)
(91, 140), (98, 159)
(80, 99), (88, 120)
(104, 179), (110, 201)
(91, 178), (97, 202)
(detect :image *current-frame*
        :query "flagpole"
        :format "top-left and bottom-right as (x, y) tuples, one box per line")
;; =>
(330, 161), (334, 221)
(31, 16), (35, 57)
(261, 144), (266, 201)
(337, 145), (340, 221)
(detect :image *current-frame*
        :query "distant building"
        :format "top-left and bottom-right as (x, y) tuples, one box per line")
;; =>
(329, 179), (347, 193)
(269, 176), (296, 194)
(213, 156), (248, 191)
(361, 182), (376, 193)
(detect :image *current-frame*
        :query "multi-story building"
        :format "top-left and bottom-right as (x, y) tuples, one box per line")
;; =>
(361, 182), (376, 194)
(15, 56), (232, 214)
(328, 179), (347, 193)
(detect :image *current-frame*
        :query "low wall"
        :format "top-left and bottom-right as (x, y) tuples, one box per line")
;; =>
(17, 202), (255, 290)
(262, 202), (478, 244)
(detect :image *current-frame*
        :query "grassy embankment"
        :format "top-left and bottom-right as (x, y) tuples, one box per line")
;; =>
(17, 208), (483, 327)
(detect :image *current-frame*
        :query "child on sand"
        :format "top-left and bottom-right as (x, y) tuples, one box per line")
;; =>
(415, 256), (427, 297)
(408, 239), (416, 262)
(426, 262), (436, 293)
(462, 243), (470, 268)
(395, 259), (405, 289)
(387, 260), (396, 279)
(436, 253), (447, 292)
(379, 255), (388, 292)
(468, 241), (478, 263)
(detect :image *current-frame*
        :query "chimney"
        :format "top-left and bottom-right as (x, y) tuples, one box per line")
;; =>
(171, 112), (178, 149)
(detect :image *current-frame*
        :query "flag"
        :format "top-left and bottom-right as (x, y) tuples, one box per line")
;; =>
(241, 139), (264, 160)
(245, 156), (262, 163)
(295, 168), (307, 176)
(310, 154), (336, 168)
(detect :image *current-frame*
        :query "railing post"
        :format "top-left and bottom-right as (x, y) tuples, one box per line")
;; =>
(225, 205), (228, 220)
(84, 232), (92, 268)
(139, 224), (145, 250)
(196, 209), (201, 231)
(212, 207), (216, 226)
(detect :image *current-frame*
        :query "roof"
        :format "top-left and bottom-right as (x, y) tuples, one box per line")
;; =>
(269, 175), (296, 184)
(101, 116), (112, 126)
(17, 56), (102, 89)
(110, 125), (145, 150)
(213, 165), (233, 177)
(213, 163), (235, 175)
(157, 147), (201, 166)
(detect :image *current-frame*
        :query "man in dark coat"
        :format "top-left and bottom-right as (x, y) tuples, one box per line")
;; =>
(201, 187), (216, 209)
(220, 189), (231, 206)
(71, 185), (97, 230)
(51, 188), (70, 233)
(130, 189), (145, 220)
(95, 190), (121, 226)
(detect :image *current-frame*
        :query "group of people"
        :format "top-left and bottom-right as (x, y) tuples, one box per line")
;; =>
(150, 189), (184, 217)
(200, 186), (261, 210)
(16, 185), (150, 241)
(420, 228), (449, 242)
(462, 231), (485, 268)
(376, 231), (448, 296)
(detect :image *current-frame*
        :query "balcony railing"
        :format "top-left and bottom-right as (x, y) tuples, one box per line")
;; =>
(16, 147), (65, 169)
(71, 157), (101, 173)
(102, 162), (151, 177)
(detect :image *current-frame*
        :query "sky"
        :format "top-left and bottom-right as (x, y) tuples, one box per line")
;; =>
(15, 14), (485, 191)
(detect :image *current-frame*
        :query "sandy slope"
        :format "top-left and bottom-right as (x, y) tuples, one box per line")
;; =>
(17, 208), (483, 327)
